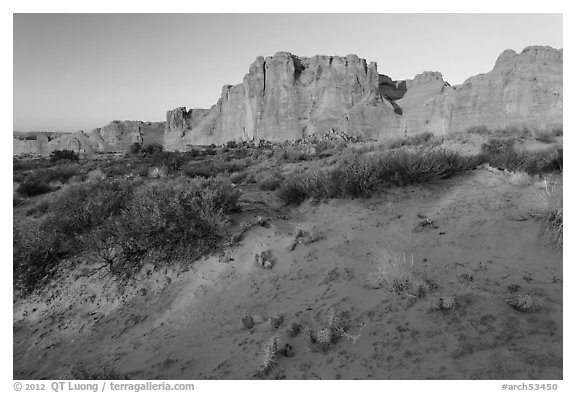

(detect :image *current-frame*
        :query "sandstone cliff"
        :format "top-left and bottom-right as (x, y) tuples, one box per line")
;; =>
(165, 52), (401, 150)
(13, 121), (165, 157)
(165, 46), (562, 148)
(419, 46), (563, 133)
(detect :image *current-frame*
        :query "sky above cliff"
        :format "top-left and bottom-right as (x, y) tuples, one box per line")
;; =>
(13, 13), (562, 132)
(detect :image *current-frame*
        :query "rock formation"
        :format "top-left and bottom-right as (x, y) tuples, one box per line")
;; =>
(420, 46), (563, 133)
(14, 46), (563, 156)
(165, 46), (562, 149)
(164, 52), (401, 150)
(13, 121), (165, 157)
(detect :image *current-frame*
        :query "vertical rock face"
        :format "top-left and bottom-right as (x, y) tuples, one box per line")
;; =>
(165, 46), (562, 148)
(167, 52), (401, 149)
(402, 46), (563, 134)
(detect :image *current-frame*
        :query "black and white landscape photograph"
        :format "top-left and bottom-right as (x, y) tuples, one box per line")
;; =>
(9, 6), (568, 386)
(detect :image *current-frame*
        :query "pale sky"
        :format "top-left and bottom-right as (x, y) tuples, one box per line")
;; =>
(13, 13), (562, 132)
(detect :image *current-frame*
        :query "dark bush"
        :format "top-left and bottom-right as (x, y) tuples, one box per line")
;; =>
(129, 143), (143, 154)
(17, 178), (52, 197)
(466, 125), (491, 135)
(49, 149), (79, 162)
(259, 172), (284, 191)
(278, 148), (479, 204)
(480, 138), (562, 174)
(13, 180), (138, 294)
(388, 132), (436, 149)
(93, 177), (240, 281)
(183, 157), (254, 178)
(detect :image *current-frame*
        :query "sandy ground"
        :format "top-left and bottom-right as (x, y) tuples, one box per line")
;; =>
(13, 167), (562, 379)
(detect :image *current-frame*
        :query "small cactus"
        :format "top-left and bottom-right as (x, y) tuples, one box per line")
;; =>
(252, 315), (265, 324)
(505, 292), (545, 312)
(270, 315), (284, 329)
(286, 321), (302, 337)
(431, 295), (457, 311)
(242, 315), (255, 329)
(316, 328), (333, 345)
(257, 336), (279, 376)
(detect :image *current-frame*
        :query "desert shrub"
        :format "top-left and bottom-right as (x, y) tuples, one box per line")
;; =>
(43, 180), (138, 240)
(17, 177), (52, 197)
(87, 168), (107, 182)
(93, 176), (240, 281)
(388, 132), (436, 149)
(148, 167), (166, 178)
(315, 140), (336, 154)
(129, 143), (143, 154)
(550, 127), (563, 137)
(19, 165), (82, 192)
(16, 164), (81, 197)
(49, 149), (79, 162)
(149, 151), (193, 173)
(495, 126), (532, 139)
(278, 148), (478, 204)
(13, 224), (68, 295)
(26, 200), (51, 217)
(259, 172), (284, 191)
(481, 139), (562, 174)
(183, 157), (254, 178)
(466, 125), (491, 135)
(142, 143), (163, 155)
(533, 131), (555, 143)
(13, 194), (24, 207)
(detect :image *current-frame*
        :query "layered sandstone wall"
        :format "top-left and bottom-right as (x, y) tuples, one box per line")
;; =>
(165, 46), (562, 148)
(165, 52), (401, 150)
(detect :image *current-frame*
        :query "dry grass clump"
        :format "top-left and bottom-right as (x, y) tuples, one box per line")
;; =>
(531, 179), (562, 248)
(278, 148), (477, 204)
(366, 247), (414, 293)
(87, 168), (107, 182)
(147, 166), (166, 178)
(507, 171), (532, 187)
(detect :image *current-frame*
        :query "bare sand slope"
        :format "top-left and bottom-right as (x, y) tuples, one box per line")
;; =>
(13, 169), (562, 379)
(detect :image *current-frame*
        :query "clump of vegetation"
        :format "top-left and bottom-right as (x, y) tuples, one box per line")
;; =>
(307, 308), (360, 352)
(49, 149), (79, 162)
(183, 157), (255, 179)
(16, 177), (53, 197)
(14, 176), (241, 294)
(532, 180), (562, 248)
(278, 148), (478, 204)
(430, 295), (458, 311)
(466, 125), (491, 135)
(365, 247), (422, 295)
(505, 292), (545, 312)
(258, 172), (284, 191)
(93, 176), (241, 282)
(481, 138), (562, 174)
(388, 132), (437, 149)
(257, 335), (279, 376)
(16, 165), (82, 197)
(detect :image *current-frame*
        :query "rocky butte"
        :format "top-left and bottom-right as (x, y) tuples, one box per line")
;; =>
(13, 121), (165, 157)
(13, 46), (562, 156)
(165, 46), (562, 150)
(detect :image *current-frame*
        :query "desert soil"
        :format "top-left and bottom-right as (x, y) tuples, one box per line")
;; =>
(13, 168), (562, 379)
